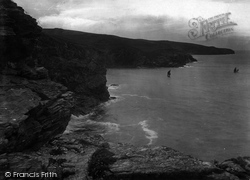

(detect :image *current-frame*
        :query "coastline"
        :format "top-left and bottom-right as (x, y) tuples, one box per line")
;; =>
(1, 100), (250, 179)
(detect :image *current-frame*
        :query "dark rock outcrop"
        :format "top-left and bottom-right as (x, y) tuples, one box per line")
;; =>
(0, 0), (108, 153)
(35, 33), (110, 115)
(0, 0), (75, 153)
(0, 74), (74, 153)
(0, 0), (42, 70)
(1, 130), (250, 180)
(0, 132), (108, 180)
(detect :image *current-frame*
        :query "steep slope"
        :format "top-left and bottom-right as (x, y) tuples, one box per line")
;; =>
(0, 0), (41, 69)
(35, 33), (109, 114)
(0, 0), (109, 153)
(43, 28), (235, 68)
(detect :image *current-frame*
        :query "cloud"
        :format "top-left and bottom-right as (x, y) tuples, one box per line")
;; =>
(14, 0), (233, 29)
(13, 0), (250, 50)
(13, 0), (63, 18)
(39, 13), (189, 41)
(211, 0), (250, 3)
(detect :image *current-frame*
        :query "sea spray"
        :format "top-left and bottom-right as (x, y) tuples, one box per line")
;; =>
(122, 94), (151, 100)
(138, 120), (158, 145)
(64, 114), (120, 134)
(104, 96), (124, 106)
(108, 85), (120, 90)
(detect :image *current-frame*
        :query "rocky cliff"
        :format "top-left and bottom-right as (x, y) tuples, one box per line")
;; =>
(0, 0), (108, 153)
(1, 129), (250, 180)
(0, 0), (71, 153)
(0, 0), (41, 69)
(35, 33), (109, 115)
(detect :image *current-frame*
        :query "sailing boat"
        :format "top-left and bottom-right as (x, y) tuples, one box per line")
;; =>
(167, 70), (171, 77)
(234, 67), (239, 73)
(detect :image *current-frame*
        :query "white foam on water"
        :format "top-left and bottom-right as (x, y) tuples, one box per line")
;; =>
(104, 96), (124, 106)
(71, 114), (92, 120)
(64, 114), (93, 134)
(122, 94), (151, 100)
(64, 114), (120, 134)
(108, 84), (120, 90)
(122, 94), (168, 103)
(85, 119), (120, 133)
(138, 120), (158, 145)
(108, 86), (119, 90)
(184, 65), (193, 68)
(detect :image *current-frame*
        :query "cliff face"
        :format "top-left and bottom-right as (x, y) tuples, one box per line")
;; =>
(0, 0), (73, 153)
(0, 0), (109, 153)
(43, 28), (235, 68)
(35, 33), (109, 115)
(0, 0), (41, 69)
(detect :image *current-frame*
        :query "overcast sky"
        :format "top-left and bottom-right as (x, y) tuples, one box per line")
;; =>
(13, 0), (250, 50)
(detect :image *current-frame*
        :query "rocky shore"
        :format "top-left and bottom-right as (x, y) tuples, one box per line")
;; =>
(0, 0), (249, 180)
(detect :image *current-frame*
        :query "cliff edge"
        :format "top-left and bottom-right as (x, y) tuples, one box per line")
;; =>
(0, 0), (108, 153)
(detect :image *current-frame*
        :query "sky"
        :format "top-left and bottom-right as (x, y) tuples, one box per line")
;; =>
(13, 0), (250, 50)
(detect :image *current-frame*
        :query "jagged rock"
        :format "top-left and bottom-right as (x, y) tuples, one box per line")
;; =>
(0, 75), (74, 153)
(205, 172), (240, 180)
(0, 82), (40, 123)
(36, 33), (110, 115)
(36, 67), (49, 79)
(0, 5), (15, 36)
(1, 118), (250, 180)
(17, 65), (49, 80)
(0, 0), (41, 70)
(0, 132), (107, 180)
(0, 0), (109, 154)
(88, 143), (219, 180)
(86, 142), (250, 180)
(216, 157), (250, 179)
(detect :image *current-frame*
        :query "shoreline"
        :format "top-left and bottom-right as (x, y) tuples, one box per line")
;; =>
(2, 101), (250, 179)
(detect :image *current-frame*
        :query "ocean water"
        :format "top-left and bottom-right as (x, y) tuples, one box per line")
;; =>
(66, 51), (250, 161)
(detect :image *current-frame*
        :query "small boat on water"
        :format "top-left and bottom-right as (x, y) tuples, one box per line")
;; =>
(234, 67), (239, 73)
(167, 70), (171, 77)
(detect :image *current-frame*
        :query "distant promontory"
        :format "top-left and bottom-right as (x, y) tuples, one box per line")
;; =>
(43, 28), (235, 68)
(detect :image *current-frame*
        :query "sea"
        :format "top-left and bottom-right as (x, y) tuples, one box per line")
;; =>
(65, 50), (250, 162)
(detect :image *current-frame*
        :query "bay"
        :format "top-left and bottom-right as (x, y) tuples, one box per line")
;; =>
(67, 51), (250, 161)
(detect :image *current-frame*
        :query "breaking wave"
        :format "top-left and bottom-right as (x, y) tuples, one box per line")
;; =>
(108, 84), (120, 90)
(138, 120), (158, 145)
(122, 94), (151, 100)
(104, 96), (124, 106)
(64, 114), (120, 134)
